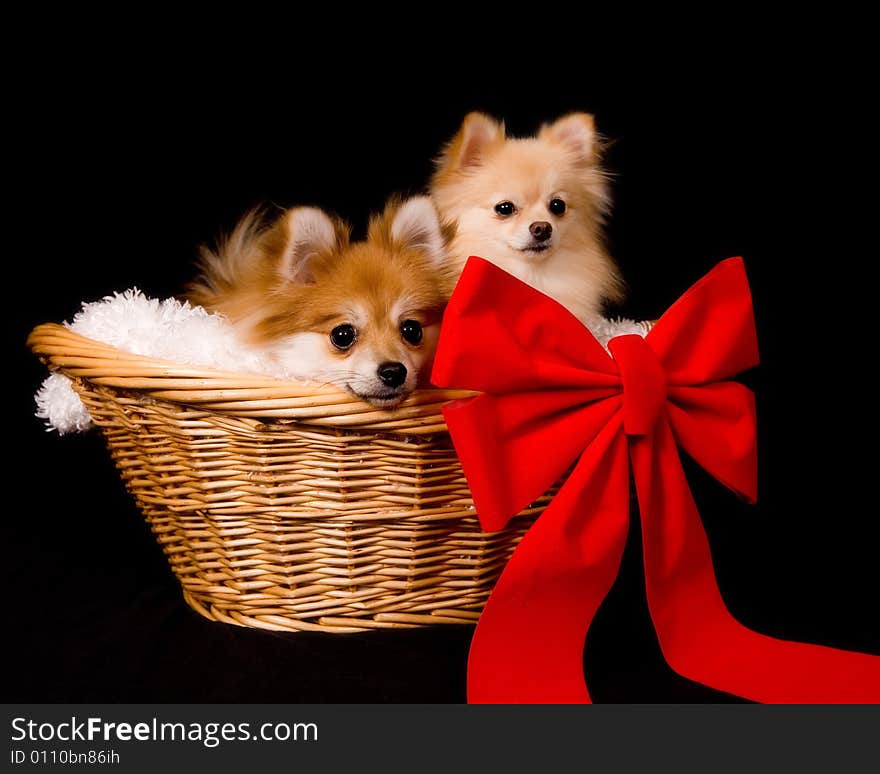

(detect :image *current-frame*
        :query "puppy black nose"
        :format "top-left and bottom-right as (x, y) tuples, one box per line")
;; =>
(529, 221), (552, 241)
(378, 362), (407, 388)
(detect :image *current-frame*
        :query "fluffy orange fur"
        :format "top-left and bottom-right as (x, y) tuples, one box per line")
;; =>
(187, 197), (449, 406)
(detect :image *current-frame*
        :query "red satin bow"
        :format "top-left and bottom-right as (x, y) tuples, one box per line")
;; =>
(431, 256), (880, 703)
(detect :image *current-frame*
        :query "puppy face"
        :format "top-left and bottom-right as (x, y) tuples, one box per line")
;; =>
(431, 113), (623, 321)
(231, 198), (447, 408)
(439, 138), (606, 259)
(263, 229), (445, 406)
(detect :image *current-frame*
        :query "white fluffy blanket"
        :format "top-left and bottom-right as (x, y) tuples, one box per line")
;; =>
(35, 289), (650, 434)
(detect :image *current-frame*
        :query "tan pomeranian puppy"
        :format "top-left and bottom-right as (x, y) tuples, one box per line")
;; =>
(187, 196), (448, 408)
(431, 112), (624, 327)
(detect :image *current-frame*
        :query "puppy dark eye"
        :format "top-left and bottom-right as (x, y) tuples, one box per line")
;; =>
(494, 201), (515, 217)
(330, 324), (357, 350)
(549, 198), (566, 216)
(400, 319), (423, 346)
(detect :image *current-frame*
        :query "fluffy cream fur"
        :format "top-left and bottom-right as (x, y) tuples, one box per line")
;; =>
(431, 112), (624, 328)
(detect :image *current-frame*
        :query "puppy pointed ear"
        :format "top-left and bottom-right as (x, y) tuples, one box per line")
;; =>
(541, 113), (599, 163)
(437, 112), (505, 173)
(387, 196), (447, 267)
(275, 207), (346, 284)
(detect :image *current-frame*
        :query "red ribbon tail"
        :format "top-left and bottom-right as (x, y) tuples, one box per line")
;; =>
(468, 422), (630, 704)
(633, 422), (880, 703)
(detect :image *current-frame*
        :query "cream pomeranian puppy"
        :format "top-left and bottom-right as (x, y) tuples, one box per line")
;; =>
(187, 196), (448, 408)
(431, 112), (624, 326)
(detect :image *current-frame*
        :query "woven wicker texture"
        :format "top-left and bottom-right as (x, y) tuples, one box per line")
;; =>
(29, 324), (553, 633)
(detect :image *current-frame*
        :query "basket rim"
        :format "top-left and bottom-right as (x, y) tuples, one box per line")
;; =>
(28, 322), (475, 433)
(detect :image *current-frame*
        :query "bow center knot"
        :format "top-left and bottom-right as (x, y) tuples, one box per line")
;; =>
(607, 334), (667, 436)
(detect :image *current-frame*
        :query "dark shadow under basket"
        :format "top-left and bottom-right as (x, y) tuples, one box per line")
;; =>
(29, 323), (553, 633)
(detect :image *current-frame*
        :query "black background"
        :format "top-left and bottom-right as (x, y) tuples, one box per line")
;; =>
(7, 36), (877, 702)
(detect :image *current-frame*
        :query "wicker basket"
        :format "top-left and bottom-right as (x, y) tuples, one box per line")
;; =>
(28, 323), (554, 633)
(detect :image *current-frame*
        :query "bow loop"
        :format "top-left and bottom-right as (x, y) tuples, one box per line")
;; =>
(666, 383), (758, 503)
(441, 391), (623, 532)
(432, 257), (618, 395)
(649, 257), (759, 385)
